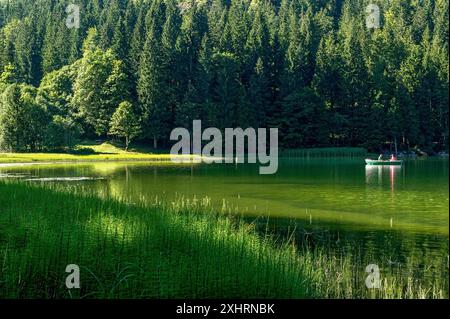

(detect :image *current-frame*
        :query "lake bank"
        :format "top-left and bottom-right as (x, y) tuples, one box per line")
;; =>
(0, 142), (192, 164)
(0, 181), (447, 299)
(3, 144), (441, 165)
(0, 154), (192, 164)
(0, 145), (373, 164)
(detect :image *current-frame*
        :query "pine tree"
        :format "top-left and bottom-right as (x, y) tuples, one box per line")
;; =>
(137, 0), (169, 148)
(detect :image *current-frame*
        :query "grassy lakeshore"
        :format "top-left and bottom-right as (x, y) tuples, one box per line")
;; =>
(0, 143), (375, 164)
(0, 142), (189, 164)
(0, 181), (447, 299)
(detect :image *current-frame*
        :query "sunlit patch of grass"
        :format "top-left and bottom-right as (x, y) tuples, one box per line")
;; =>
(0, 181), (447, 299)
(0, 141), (205, 164)
(86, 213), (135, 244)
(76, 142), (145, 155)
(0, 152), (200, 164)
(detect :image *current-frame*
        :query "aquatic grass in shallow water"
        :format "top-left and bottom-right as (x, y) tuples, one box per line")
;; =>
(0, 181), (447, 299)
(281, 147), (369, 158)
(25, 177), (106, 182)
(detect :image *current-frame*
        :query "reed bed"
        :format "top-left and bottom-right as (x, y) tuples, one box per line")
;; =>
(281, 147), (369, 158)
(0, 181), (447, 299)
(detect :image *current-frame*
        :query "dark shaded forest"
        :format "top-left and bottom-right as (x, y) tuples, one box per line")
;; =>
(0, 0), (448, 152)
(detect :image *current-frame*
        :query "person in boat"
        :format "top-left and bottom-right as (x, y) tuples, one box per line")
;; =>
(390, 154), (397, 161)
(378, 154), (383, 161)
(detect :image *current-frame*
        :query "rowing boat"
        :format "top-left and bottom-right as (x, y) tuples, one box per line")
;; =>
(365, 159), (403, 166)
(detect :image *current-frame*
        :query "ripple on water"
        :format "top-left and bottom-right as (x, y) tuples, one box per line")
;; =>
(0, 173), (35, 179)
(25, 177), (106, 182)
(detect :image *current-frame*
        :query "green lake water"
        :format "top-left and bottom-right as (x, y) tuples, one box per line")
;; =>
(1, 157), (449, 282)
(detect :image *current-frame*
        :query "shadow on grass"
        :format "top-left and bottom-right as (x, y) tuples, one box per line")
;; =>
(0, 182), (447, 299)
(0, 182), (314, 299)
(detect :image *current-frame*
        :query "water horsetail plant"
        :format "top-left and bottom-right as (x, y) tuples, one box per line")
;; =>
(0, 181), (447, 299)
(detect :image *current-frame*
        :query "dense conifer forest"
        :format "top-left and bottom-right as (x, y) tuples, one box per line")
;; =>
(0, 0), (448, 152)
